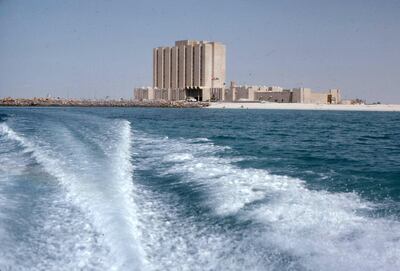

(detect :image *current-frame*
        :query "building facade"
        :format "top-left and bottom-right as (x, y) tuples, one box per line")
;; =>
(152, 40), (226, 101)
(134, 40), (343, 104)
(222, 84), (341, 104)
(135, 84), (342, 104)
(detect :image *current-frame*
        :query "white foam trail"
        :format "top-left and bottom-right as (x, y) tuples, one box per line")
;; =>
(0, 122), (27, 146)
(130, 177), (279, 270)
(135, 131), (400, 271)
(3, 120), (400, 270)
(0, 121), (145, 270)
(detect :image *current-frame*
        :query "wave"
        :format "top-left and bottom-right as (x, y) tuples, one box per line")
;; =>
(0, 113), (8, 123)
(0, 121), (145, 270)
(2, 116), (400, 270)
(134, 131), (400, 271)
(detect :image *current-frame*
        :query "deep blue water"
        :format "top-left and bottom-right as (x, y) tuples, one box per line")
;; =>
(0, 107), (399, 270)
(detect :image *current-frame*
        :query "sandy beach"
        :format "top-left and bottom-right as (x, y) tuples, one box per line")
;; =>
(208, 102), (400, 112)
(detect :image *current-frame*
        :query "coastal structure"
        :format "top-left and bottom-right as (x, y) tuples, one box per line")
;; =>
(146, 40), (226, 102)
(0, 97), (208, 108)
(134, 40), (342, 104)
(225, 82), (341, 104)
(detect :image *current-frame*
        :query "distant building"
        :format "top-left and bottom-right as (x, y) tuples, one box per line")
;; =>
(150, 40), (226, 101)
(290, 88), (341, 104)
(133, 40), (342, 104)
(133, 86), (154, 100)
(223, 84), (341, 104)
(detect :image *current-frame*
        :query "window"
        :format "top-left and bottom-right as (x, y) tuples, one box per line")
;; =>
(200, 46), (203, 86)
(170, 49), (173, 88)
(163, 49), (166, 88)
(192, 47), (195, 86)
(177, 48), (180, 87)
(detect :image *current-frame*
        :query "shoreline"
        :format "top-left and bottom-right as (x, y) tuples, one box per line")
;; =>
(0, 98), (209, 108)
(1, 98), (399, 112)
(207, 102), (400, 112)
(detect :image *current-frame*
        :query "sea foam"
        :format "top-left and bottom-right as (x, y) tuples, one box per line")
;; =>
(134, 131), (400, 271)
(0, 121), (145, 270)
(2, 117), (400, 271)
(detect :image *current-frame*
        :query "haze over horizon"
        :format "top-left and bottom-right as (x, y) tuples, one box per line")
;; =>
(1, 0), (399, 103)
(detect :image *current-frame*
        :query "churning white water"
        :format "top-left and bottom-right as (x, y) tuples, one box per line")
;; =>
(1, 110), (400, 271)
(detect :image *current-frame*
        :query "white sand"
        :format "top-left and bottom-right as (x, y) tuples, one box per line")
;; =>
(208, 102), (400, 112)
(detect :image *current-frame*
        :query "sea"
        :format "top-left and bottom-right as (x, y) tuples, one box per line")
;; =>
(0, 107), (399, 271)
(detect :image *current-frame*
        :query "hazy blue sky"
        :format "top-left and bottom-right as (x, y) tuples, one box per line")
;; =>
(1, 0), (399, 102)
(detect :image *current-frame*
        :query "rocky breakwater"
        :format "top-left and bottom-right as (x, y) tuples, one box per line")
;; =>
(0, 97), (210, 108)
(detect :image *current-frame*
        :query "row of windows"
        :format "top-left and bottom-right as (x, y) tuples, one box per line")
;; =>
(155, 46), (205, 89)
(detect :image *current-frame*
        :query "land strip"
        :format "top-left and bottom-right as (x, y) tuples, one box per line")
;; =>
(208, 102), (400, 112)
(0, 98), (209, 108)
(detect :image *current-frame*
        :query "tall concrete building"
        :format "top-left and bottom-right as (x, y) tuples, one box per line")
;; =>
(152, 40), (226, 101)
(134, 40), (343, 104)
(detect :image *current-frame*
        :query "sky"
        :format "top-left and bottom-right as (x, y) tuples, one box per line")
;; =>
(0, 0), (399, 103)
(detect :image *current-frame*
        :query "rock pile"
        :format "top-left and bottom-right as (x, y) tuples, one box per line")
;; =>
(0, 97), (209, 108)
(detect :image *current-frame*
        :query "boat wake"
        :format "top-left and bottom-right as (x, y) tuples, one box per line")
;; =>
(0, 119), (144, 270)
(134, 131), (400, 271)
(1, 113), (399, 271)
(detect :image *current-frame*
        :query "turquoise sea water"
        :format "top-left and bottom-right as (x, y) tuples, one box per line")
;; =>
(0, 107), (399, 270)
